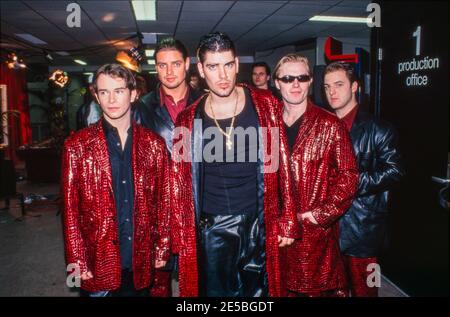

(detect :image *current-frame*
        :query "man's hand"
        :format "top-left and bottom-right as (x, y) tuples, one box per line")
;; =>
(81, 271), (93, 280)
(301, 211), (318, 225)
(155, 260), (167, 269)
(278, 235), (294, 247)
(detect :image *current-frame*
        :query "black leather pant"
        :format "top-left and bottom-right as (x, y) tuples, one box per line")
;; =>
(199, 211), (268, 297)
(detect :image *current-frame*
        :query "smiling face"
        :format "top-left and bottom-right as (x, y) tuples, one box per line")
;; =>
(324, 69), (358, 114)
(275, 61), (312, 108)
(197, 50), (239, 98)
(156, 49), (190, 90)
(94, 74), (136, 122)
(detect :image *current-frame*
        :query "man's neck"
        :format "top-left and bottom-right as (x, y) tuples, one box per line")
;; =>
(162, 82), (188, 103)
(257, 84), (268, 90)
(335, 99), (358, 119)
(104, 111), (131, 148)
(208, 86), (244, 119)
(283, 100), (308, 127)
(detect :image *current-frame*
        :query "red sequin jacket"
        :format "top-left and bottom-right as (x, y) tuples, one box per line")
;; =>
(286, 102), (359, 293)
(61, 121), (170, 292)
(171, 85), (299, 297)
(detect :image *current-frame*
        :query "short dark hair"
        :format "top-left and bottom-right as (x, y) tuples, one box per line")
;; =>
(92, 63), (136, 92)
(154, 37), (188, 61)
(324, 61), (358, 84)
(196, 32), (236, 63)
(252, 62), (271, 76)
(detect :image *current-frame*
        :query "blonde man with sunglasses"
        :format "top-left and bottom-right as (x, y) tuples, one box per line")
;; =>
(274, 54), (359, 297)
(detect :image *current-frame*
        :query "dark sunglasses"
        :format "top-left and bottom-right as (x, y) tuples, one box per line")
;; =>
(277, 74), (311, 83)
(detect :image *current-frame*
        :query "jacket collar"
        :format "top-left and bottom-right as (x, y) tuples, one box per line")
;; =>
(92, 119), (139, 198)
(291, 99), (316, 153)
(350, 106), (371, 134)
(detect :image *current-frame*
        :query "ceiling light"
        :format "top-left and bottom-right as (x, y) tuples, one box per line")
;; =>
(132, 0), (156, 21)
(15, 33), (47, 45)
(102, 13), (116, 22)
(74, 59), (87, 65)
(145, 49), (155, 57)
(141, 33), (158, 44)
(83, 72), (94, 83)
(6, 53), (26, 69)
(56, 51), (70, 56)
(309, 15), (369, 23)
(147, 59), (155, 65)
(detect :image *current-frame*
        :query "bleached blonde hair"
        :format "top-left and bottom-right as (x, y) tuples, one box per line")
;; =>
(273, 54), (311, 78)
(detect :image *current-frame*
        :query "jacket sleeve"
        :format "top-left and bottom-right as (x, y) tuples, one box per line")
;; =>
(154, 140), (171, 262)
(311, 121), (359, 228)
(61, 139), (89, 275)
(358, 124), (404, 196)
(274, 99), (300, 239)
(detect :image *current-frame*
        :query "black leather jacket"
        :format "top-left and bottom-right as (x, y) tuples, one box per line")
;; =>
(132, 85), (202, 154)
(339, 108), (404, 257)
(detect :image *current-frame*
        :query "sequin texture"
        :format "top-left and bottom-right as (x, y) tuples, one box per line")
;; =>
(286, 102), (359, 293)
(171, 84), (299, 297)
(61, 121), (171, 292)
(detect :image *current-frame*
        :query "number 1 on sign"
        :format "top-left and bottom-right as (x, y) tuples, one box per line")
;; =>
(413, 26), (421, 56)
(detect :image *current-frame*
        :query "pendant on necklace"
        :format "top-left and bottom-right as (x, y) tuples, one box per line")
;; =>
(226, 137), (232, 150)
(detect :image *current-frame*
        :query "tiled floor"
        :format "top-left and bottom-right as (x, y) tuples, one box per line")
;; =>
(0, 181), (407, 297)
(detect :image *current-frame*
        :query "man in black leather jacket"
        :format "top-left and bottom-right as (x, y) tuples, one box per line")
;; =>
(132, 38), (202, 296)
(324, 62), (404, 297)
(132, 38), (202, 154)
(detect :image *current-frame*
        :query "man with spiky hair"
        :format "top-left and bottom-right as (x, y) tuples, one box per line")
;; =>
(171, 32), (298, 297)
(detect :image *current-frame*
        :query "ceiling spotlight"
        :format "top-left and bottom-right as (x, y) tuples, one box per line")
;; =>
(116, 47), (142, 72)
(6, 53), (26, 69)
(74, 59), (87, 65)
(44, 51), (54, 62)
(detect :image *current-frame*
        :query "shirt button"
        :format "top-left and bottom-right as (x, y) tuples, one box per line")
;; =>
(122, 180), (126, 184)
(128, 236), (132, 241)
(125, 218), (130, 222)
(124, 200), (128, 203)
(116, 142), (120, 147)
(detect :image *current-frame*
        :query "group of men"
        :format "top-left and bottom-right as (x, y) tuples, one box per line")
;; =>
(62, 32), (403, 297)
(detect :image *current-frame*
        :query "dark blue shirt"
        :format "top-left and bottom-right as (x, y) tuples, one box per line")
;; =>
(102, 119), (134, 271)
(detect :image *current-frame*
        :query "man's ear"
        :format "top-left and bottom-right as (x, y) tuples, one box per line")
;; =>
(275, 79), (280, 90)
(93, 92), (100, 104)
(197, 62), (205, 78)
(185, 57), (190, 72)
(351, 81), (358, 94)
(130, 89), (137, 102)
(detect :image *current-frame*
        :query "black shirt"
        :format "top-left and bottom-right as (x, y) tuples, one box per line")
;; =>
(102, 119), (134, 271)
(201, 88), (259, 215)
(284, 115), (304, 152)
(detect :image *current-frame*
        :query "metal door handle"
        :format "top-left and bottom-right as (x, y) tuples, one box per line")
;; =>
(431, 176), (450, 184)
